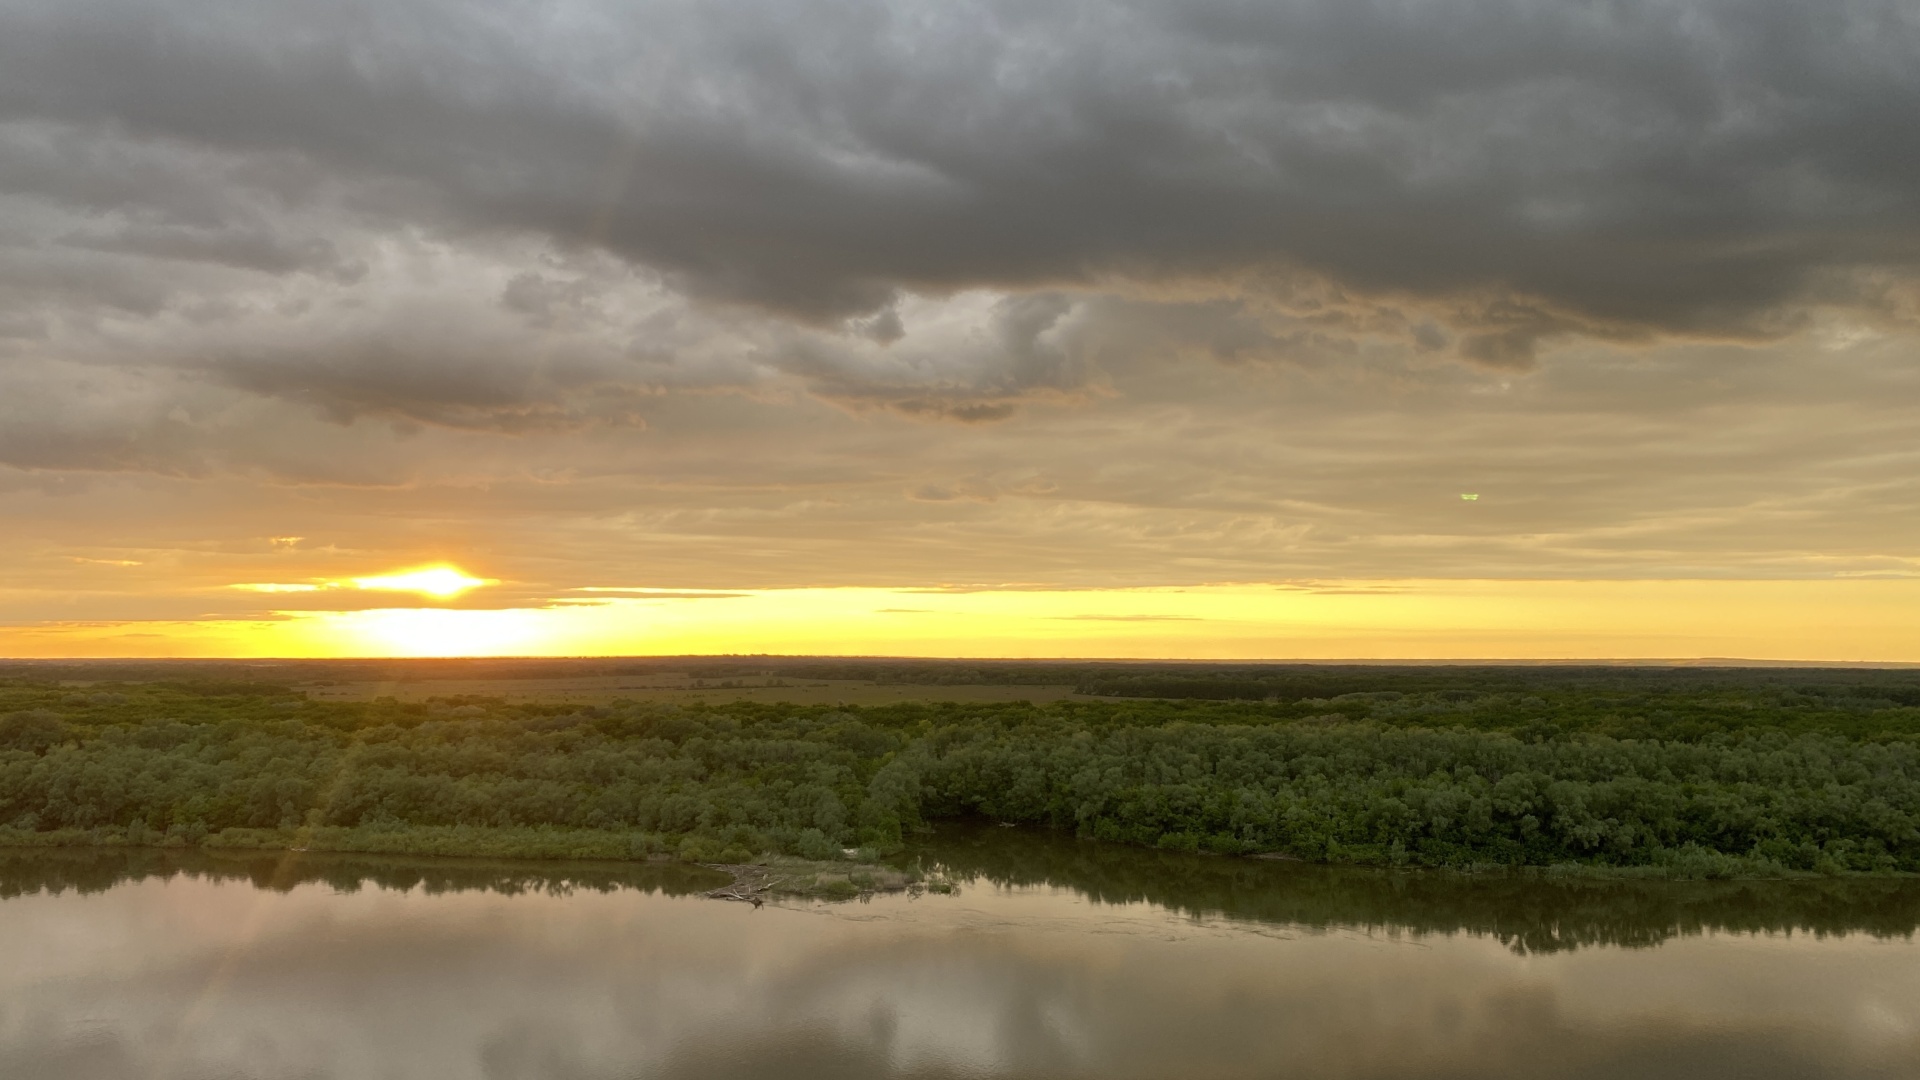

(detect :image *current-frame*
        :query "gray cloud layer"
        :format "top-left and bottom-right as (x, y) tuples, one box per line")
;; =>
(5, 0), (1919, 339)
(0, 0), (1917, 604)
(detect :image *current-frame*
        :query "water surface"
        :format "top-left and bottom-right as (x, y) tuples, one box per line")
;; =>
(5, 835), (1919, 1079)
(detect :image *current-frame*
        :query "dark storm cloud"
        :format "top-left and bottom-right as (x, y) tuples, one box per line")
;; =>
(0, 0), (1915, 364)
(5, 0), (1920, 610)
(202, 336), (660, 433)
(777, 292), (1089, 421)
(61, 223), (357, 280)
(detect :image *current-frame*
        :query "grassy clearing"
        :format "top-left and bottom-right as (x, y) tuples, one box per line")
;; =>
(302, 676), (1085, 707)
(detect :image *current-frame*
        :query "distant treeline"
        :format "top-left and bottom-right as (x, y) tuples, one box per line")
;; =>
(1072, 665), (1920, 711)
(3, 675), (1920, 875)
(0, 656), (1090, 687)
(16, 656), (1918, 696)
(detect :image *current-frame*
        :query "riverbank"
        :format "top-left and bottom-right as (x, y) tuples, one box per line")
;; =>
(7, 830), (1920, 957)
(700, 856), (956, 901)
(1, 821), (1912, 884)
(0, 825), (954, 899)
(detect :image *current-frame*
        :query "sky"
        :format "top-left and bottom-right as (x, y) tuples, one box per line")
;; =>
(1, 0), (1917, 659)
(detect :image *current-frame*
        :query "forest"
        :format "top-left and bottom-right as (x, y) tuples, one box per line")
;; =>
(3, 666), (1920, 876)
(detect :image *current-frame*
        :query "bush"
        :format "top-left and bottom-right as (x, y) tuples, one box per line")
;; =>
(793, 828), (841, 860)
(3, 680), (1919, 873)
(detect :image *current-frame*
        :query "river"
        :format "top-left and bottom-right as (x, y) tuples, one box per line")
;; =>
(4, 828), (1919, 1079)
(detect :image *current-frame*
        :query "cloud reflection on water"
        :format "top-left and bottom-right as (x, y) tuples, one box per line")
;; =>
(1, 863), (1919, 1079)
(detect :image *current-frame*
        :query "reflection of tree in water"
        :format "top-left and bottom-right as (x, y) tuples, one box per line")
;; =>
(912, 825), (1920, 955)
(0, 847), (727, 901)
(6, 831), (1920, 957)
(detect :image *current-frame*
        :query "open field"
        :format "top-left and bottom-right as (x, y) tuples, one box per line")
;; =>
(297, 675), (1088, 705)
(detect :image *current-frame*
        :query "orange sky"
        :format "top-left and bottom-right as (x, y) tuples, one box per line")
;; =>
(3, 0), (1917, 661)
(5, 577), (1917, 662)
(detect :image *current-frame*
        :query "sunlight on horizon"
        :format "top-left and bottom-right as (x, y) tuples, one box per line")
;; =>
(350, 567), (494, 598)
(229, 566), (495, 601)
(8, 579), (1920, 662)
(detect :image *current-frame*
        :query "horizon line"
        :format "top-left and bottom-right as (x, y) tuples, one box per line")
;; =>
(5, 655), (1920, 669)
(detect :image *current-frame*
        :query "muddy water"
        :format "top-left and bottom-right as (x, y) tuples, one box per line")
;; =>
(3, 835), (1918, 1079)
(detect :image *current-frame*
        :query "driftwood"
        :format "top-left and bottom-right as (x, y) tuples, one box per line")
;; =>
(704, 863), (785, 904)
(700, 859), (943, 904)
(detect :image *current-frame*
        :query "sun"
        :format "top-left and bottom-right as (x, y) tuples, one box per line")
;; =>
(348, 566), (493, 598)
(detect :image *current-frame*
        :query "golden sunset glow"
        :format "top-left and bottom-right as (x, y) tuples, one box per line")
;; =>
(14, 9), (1920, 1071)
(4, 580), (1918, 662)
(229, 566), (494, 600)
(4, 0), (1917, 666)
(304, 605), (550, 658)
(348, 567), (494, 598)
